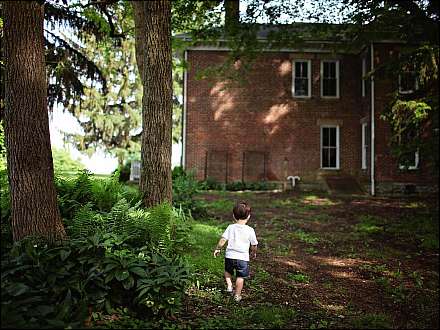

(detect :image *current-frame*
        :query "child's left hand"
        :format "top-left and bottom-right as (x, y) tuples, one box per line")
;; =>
(213, 249), (221, 258)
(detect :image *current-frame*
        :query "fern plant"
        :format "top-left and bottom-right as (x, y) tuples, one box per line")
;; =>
(66, 202), (105, 238)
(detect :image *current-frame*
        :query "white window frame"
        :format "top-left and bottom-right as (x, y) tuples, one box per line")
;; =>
(361, 58), (366, 97)
(292, 59), (311, 98)
(361, 122), (368, 169)
(320, 60), (340, 98)
(399, 150), (419, 170)
(320, 125), (340, 170)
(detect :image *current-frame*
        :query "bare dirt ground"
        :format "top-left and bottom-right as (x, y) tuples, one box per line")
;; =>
(180, 190), (439, 329)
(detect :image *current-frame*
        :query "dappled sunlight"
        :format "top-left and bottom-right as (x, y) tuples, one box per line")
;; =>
(273, 256), (306, 270)
(209, 82), (235, 122)
(263, 104), (290, 125)
(278, 60), (291, 77)
(209, 81), (228, 97)
(214, 98), (234, 121)
(402, 201), (428, 209)
(187, 190), (439, 329)
(311, 256), (372, 268)
(329, 270), (357, 279)
(301, 195), (341, 206)
(318, 303), (346, 313)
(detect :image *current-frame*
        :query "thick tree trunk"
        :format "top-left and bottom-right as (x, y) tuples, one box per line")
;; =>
(132, 1), (145, 84)
(132, 0), (173, 207)
(3, 1), (66, 242)
(225, 0), (240, 33)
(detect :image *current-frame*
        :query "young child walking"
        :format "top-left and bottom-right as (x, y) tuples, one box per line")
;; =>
(213, 201), (258, 302)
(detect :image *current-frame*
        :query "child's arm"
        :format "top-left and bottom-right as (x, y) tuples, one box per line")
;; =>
(250, 244), (257, 259)
(213, 238), (227, 257)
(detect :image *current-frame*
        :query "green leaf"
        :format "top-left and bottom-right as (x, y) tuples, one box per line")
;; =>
(60, 249), (71, 261)
(122, 276), (135, 290)
(8, 283), (30, 296)
(104, 273), (114, 284)
(103, 263), (118, 273)
(36, 305), (54, 316)
(115, 270), (129, 281)
(129, 266), (147, 277)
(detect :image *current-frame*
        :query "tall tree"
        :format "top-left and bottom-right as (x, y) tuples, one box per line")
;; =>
(132, 0), (173, 207)
(3, 1), (66, 242)
(65, 34), (142, 166)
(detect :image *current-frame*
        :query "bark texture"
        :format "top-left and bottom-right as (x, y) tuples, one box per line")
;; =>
(225, 0), (240, 33)
(132, 0), (173, 207)
(3, 1), (66, 242)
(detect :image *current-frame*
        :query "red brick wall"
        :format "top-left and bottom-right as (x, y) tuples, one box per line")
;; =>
(184, 47), (437, 188)
(372, 44), (437, 185)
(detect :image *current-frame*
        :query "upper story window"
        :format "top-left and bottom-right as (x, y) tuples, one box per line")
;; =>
(292, 60), (311, 98)
(321, 60), (340, 98)
(361, 58), (366, 97)
(398, 63), (418, 94)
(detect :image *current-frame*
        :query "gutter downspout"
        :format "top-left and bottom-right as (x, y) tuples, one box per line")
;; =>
(370, 43), (375, 196)
(181, 50), (188, 169)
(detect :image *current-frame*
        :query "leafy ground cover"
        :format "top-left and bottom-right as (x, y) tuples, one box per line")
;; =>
(175, 190), (439, 329)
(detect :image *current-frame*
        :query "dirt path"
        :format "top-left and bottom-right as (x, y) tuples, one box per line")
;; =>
(181, 191), (439, 329)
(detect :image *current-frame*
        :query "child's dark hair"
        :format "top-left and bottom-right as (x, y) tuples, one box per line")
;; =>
(233, 201), (251, 220)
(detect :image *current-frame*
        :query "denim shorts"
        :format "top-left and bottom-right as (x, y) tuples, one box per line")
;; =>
(225, 258), (250, 278)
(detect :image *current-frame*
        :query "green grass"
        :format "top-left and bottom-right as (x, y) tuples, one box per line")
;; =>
(287, 272), (310, 283)
(291, 229), (320, 244)
(301, 195), (340, 206)
(311, 214), (333, 222)
(354, 215), (385, 234)
(354, 213), (439, 250)
(197, 304), (297, 329)
(198, 199), (235, 212)
(350, 313), (393, 329)
(184, 219), (226, 285)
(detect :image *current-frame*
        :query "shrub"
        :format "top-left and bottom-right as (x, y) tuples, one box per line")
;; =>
(55, 170), (141, 219)
(1, 233), (191, 329)
(198, 177), (224, 191)
(198, 179), (278, 191)
(172, 166), (207, 218)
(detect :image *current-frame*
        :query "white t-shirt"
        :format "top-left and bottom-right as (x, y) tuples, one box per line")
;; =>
(222, 223), (258, 262)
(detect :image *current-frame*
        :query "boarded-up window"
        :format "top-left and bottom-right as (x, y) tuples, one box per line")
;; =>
(243, 151), (267, 182)
(205, 151), (228, 183)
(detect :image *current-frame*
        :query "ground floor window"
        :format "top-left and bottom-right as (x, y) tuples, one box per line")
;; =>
(361, 123), (369, 169)
(399, 150), (419, 170)
(321, 125), (340, 169)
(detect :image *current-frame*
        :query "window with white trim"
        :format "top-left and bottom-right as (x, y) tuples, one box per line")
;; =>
(399, 150), (419, 170)
(398, 63), (418, 94)
(321, 126), (340, 169)
(398, 129), (420, 170)
(321, 60), (339, 98)
(361, 123), (369, 169)
(361, 58), (366, 97)
(292, 60), (311, 98)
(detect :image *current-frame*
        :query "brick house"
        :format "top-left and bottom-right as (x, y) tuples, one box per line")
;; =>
(179, 24), (438, 195)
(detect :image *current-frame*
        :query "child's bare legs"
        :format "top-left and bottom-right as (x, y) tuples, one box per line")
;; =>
(224, 271), (233, 291)
(235, 277), (244, 297)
